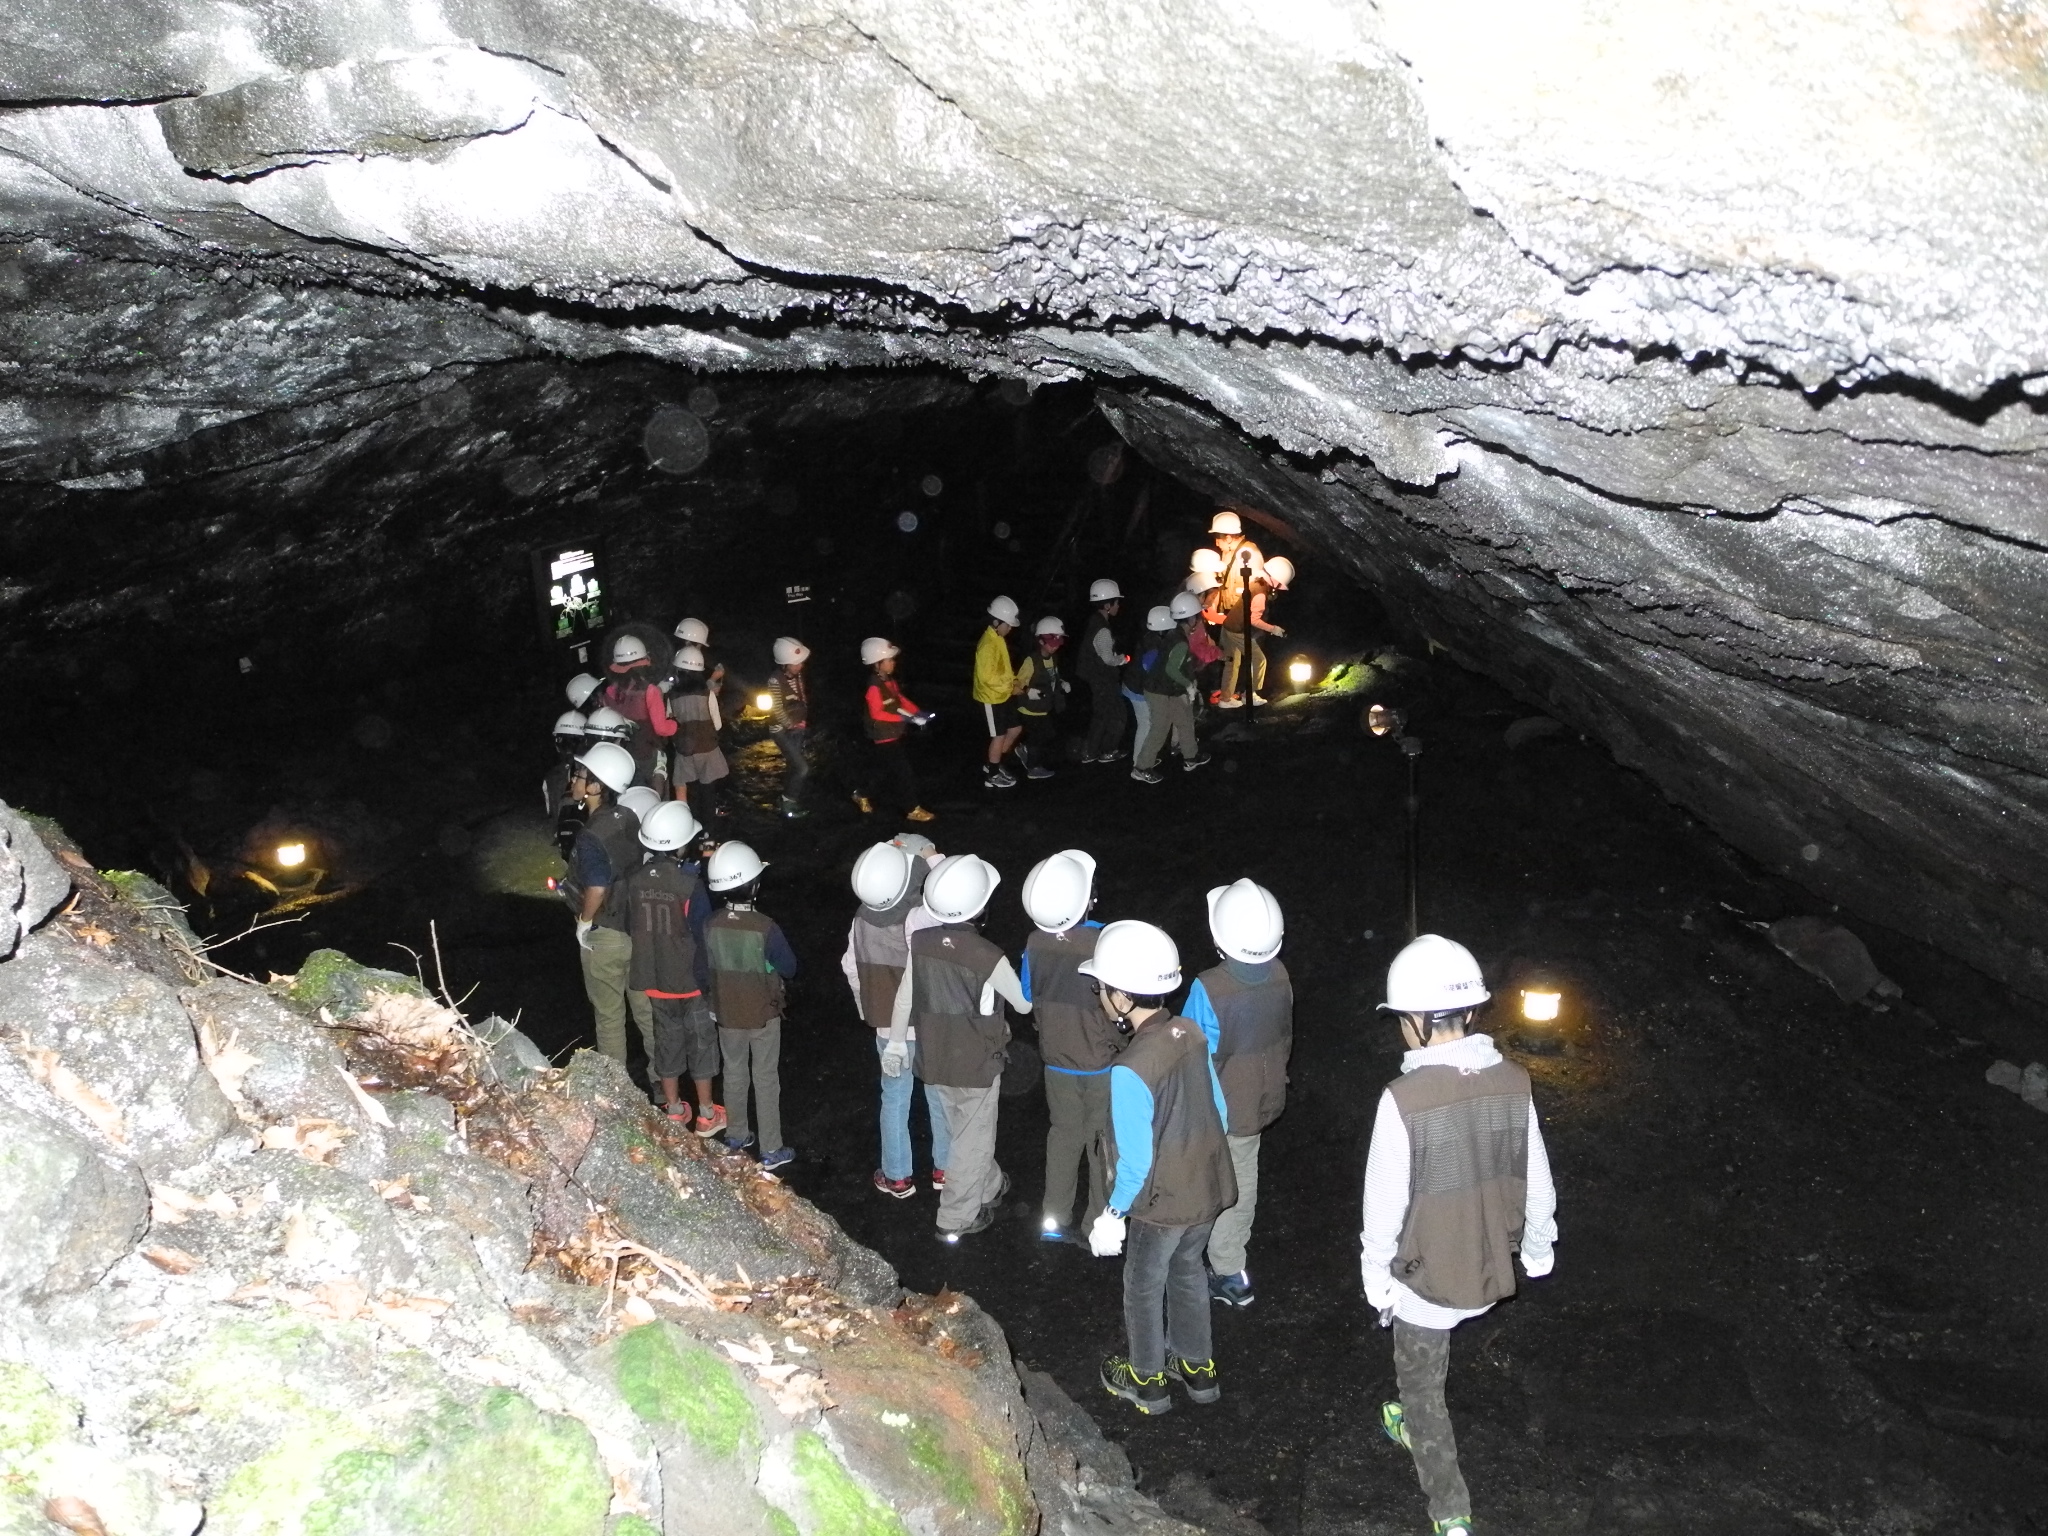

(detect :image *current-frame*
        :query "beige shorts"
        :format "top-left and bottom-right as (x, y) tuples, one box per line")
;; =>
(672, 748), (729, 784)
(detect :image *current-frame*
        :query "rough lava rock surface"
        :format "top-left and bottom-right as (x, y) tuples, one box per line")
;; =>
(3, 3), (2047, 994)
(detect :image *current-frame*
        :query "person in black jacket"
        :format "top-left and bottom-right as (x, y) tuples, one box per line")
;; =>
(768, 637), (812, 819)
(623, 799), (720, 1135)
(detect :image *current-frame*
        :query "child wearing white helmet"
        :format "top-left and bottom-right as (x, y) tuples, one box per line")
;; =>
(562, 743), (659, 1076)
(598, 633), (680, 788)
(1363, 935), (1558, 1536)
(1078, 579), (1132, 764)
(546, 711), (588, 850)
(1181, 879), (1293, 1308)
(704, 841), (797, 1171)
(768, 637), (812, 819)
(841, 835), (952, 1197)
(1205, 507), (1269, 708)
(856, 638), (936, 824)
(1018, 850), (1120, 1243)
(886, 854), (1032, 1240)
(1081, 921), (1236, 1418)
(668, 643), (729, 818)
(622, 801), (720, 1134)
(973, 596), (1026, 789)
(1012, 617), (1071, 780)
(1130, 605), (1210, 783)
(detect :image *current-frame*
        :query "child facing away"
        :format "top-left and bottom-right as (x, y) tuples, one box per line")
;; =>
(703, 840), (799, 1171)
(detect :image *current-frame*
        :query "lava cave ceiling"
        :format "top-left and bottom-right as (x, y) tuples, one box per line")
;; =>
(5, 3), (2043, 1002)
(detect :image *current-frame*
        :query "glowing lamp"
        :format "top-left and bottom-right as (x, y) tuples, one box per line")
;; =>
(1520, 989), (1562, 1023)
(275, 842), (307, 869)
(754, 692), (774, 712)
(546, 876), (559, 892)
(1287, 658), (1314, 685)
(1368, 703), (1402, 737)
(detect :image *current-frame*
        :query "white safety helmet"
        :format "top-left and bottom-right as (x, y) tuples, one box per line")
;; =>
(1079, 920), (1182, 996)
(922, 853), (1000, 925)
(1034, 616), (1066, 639)
(1263, 556), (1295, 589)
(1209, 509), (1242, 536)
(1189, 548), (1225, 576)
(611, 635), (649, 668)
(1088, 579), (1122, 603)
(773, 637), (811, 666)
(1184, 572), (1221, 595)
(708, 840), (767, 893)
(1022, 849), (1097, 934)
(852, 841), (915, 910)
(573, 743), (636, 795)
(860, 636), (899, 666)
(1206, 878), (1285, 964)
(1145, 605), (1175, 633)
(674, 617), (710, 645)
(565, 673), (602, 708)
(889, 832), (937, 861)
(987, 595), (1021, 627)
(617, 786), (662, 822)
(674, 644), (707, 673)
(582, 707), (630, 742)
(1381, 934), (1491, 1016)
(552, 710), (588, 737)
(638, 799), (701, 852)
(1168, 591), (1205, 622)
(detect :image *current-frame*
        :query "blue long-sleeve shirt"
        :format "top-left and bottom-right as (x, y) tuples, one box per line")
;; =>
(1019, 921), (1108, 1076)
(1106, 1021), (1230, 1216)
(1181, 959), (1274, 1054)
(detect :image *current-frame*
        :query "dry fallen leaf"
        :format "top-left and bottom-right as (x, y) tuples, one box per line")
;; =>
(260, 1117), (351, 1164)
(142, 1245), (203, 1274)
(152, 1185), (240, 1224)
(44, 1496), (108, 1536)
(618, 1295), (658, 1328)
(22, 1050), (126, 1143)
(70, 922), (116, 948)
(369, 1292), (452, 1345)
(310, 1278), (370, 1321)
(338, 1068), (394, 1128)
(197, 1019), (262, 1107)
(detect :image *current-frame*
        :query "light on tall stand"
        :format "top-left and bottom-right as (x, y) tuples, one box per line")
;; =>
(1239, 549), (1256, 731)
(1368, 704), (1422, 939)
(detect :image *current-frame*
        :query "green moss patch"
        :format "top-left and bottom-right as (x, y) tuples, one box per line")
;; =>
(789, 1432), (906, 1536)
(610, 1323), (759, 1461)
(0, 1363), (72, 1497)
(285, 949), (426, 1016)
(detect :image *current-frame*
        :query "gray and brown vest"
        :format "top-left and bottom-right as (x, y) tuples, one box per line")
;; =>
(848, 865), (928, 1028)
(906, 924), (1011, 1089)
(1388, 1056), (1532, 1310)
(1026, 926), (1123, 1073)
(705, 907), (785, 1031)
(573, 805), (645, 932)
(1110, 1015), (1236, 1228)
(1199, 960), (1293, 1135)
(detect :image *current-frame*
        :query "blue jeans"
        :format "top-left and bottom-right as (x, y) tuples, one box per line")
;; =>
(876, 1035), (952, 1181)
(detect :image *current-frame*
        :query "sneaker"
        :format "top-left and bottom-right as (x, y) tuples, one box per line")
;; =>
(984, 769), (1018, 790)
(873, 1170), (916, 1199)
(1165, 1356), (1221, 1405)
(1078, 754), (1099, 765)
(1209, 1270), (1254, 1307)
(853, 793), (875, 815)
(1215, 696), (1245, 709)
(720, 1131), (757, 1154)
(938, 1206), (997, 1243)
(1100, 1356), (1172, 1415)
(930, 1168), (946, 1189)
(1098, 748), (1127, 762)
(1181, 754), (1212, 772)
(1026, 765), (1055, 780)
(1431, 1521), (1473, 1536)
(692, 1105), (728, 1138)
(1039, 1215), (1067, 1242)
(1129, 769), (1163, 785)
(906, 805), (937, 822)
(1380, 1401), (1412, 1451)
(760, 1147), (795, 1171)
(781, 802), (809, 820)
(1252, 693), (1269, 705)
(663, 1103), (691, 1124)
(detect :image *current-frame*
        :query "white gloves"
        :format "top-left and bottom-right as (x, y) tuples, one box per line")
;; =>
(1087, 1211), (1126, 1257)
(880, 1040), (909, 1078)
(1363, 1270), (1395, 1312)
(575, 919), (594, 950)
(1520, 1248), (1554, 1279)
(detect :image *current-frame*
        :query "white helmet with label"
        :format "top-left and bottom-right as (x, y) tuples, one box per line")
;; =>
(1022, 849), (1097, 934)
(1380, 934), (1491, 1015)
(618, 786), (662, 822)
(773, 637), (811, 666)
(1168, 591), (1205, 622)
(674, 617), (710, 644)
(1206, 878), (1284, 964)
(852, 841), (915, 910)
(1263, 556), (1295, 589)
(1034, 616), (1066, 639)
(611, 635), (649, 668)
(574, 743), (636, 795)
(639, 799), (701, 851)
(553, 710), (588, 737)
(708, 840), (767, 892)
(1189, 548), (1225, 576)
(583, 707), (630, 742)
(1209, 509), (1242, 536)
(1088, 578), (1122, 603)
(566, 673), (602, 708)
(1145, 605), (1175, 633)
(922, 853), (1000, 924)
(987, 595), (1021, 626)
(1184, 572), (1221, 595)
(1079, 920), (1182, 996)
(674, 644), (707, 673)
(860, 636), (899, 666)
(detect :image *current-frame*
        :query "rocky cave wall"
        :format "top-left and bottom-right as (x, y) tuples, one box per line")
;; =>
(4, 0), (2047, 997)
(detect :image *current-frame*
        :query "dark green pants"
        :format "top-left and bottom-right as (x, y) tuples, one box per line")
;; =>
(1393, 1319), (1472, 1523)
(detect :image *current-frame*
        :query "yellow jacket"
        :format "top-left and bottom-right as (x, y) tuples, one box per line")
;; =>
(972, 626), (1018, 704)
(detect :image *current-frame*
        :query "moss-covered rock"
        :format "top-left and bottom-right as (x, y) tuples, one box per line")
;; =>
(283, 950), (425, 1018)
(780, 1431), (906, 1536)
(607, 1324), (758, 1463)
(0, 1362), (71, 1495)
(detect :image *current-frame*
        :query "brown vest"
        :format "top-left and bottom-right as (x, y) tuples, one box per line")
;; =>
(1025, 927), (1123, 1072)
(1387, 1057), (1532, 1310)
(705, 908), (784, 1030)
(848, 866), (927, 1028)
(1199, 961), (1293, 1135)
(907, 925), (1010, 1088)
(1111, 1015), (1236, 1228)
